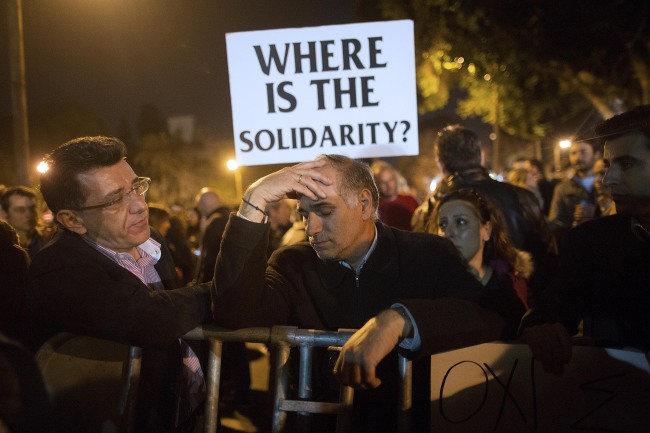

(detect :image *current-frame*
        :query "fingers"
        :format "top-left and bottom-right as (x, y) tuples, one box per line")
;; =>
(289, 161), (333, 200)
(333, 349), (382, 389)
(522, 323), (572, 376)
(246, 159), (333, 205)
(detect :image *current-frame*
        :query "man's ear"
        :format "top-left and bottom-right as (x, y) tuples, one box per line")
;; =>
(360, 189), (374, 220)
(0, 209), (7, 220)
(56, 210), (87, 235)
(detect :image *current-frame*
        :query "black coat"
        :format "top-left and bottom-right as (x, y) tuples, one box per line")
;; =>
(521, 214), (650, 351)
(28, 228), (212, 431)
(212, 215), (523, 432)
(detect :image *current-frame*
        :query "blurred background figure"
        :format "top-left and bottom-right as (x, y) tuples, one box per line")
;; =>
(148, 203), (195, 286)
(266, 199), (294, 257)
(185, 206), (201, 253)
(548, 141), (599, 230)
(429, 188), (530, 335)
(194, 188), (231, 284)
(193, 187), (252, 424)
(0, 186), (47, 259)
(526, 159), (558, 217)
(279, 205), (307, 248)
(573, 158), (616, 226)
(508, 167), (544, 209)
(148, 203), (172, 237)
(0, 220), (30, 346)
(371, 160), (419, 231)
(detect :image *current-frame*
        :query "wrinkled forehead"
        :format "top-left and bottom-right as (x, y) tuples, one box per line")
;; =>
(77, 160), (137, 194)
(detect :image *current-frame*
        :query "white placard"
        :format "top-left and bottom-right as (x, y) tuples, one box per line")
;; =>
(226, 20), (418, 166)
(430, 343), (650, 432)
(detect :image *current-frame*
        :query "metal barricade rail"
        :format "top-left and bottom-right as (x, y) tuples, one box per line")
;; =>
(183, 324), (412, 433)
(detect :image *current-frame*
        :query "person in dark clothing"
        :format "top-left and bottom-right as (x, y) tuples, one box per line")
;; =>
(521, 105), (650, 375)
(212, 154), (521, 433)
(0, 333), (53, 433)
(148, 203), (195, 286)
(0, 221), (30, 346)
(0, 186), (46, 259)
(527, 158), (559, 217)
(28, 136), (212, 432)
(412, 125), (556, 306)
(194, 189), (231, 284)
(193, 188), (252, 421)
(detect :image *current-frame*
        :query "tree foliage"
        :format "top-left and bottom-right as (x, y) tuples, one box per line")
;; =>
(131, 132), (237, 207)
(377, 0), (650, 140)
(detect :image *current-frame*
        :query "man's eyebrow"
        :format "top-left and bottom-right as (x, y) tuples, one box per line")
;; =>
(101, 177), (137, 198)
(297, 201), (335, 213)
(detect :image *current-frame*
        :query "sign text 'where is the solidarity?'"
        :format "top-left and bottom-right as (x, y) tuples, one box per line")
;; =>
(226, 20), (418, 166)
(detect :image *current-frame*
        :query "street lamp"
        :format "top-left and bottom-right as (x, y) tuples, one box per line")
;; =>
(36, 161), (49, 174)
(227, 159), (243, 200)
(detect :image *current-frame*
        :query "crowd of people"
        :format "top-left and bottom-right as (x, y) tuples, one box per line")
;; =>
(1, 105), (650, 432)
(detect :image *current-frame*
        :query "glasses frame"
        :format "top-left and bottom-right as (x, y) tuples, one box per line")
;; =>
(76, 177), (151, 211)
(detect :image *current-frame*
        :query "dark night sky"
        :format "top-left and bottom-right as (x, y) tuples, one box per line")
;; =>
(1, 0), (362, 139)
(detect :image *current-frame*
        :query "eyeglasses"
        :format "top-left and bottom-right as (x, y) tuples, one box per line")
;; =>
(77, 177), (151, 211)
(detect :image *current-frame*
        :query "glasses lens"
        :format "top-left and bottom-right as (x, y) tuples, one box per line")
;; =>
(135, 178), (150, 195)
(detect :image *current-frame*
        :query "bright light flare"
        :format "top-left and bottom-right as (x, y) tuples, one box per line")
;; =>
(559, 139), (571, 149)
(37, 161), (49, 173)
(226, 159), (239, 171)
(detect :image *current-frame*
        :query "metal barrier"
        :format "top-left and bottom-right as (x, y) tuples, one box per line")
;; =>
(183, 324), (412, 433)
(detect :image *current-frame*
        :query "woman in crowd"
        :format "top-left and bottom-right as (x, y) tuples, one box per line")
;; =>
(429, 188), (531, 337)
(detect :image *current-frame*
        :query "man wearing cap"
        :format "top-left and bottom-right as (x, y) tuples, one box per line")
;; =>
(521, 105), (650, 374)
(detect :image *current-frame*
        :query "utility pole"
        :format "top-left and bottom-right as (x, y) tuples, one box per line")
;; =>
(8, 0), (31, 185)
(492, 82), (500, 173)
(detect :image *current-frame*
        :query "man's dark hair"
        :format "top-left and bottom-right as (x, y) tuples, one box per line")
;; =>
(39, 136), (127, 214)
(0, 186), (38, 213)
(316, 154), (380, 218)
(594, 105), (650, 148)
(434, 125), (482, 173)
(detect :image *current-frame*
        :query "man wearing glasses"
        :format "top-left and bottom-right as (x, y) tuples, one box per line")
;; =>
(28, 136), (211, 432)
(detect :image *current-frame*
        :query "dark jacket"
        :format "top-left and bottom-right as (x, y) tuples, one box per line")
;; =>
(196, 206), (231, 283)
(520, 214), (650, 351)
(28, 228), (212, 432)
(412, 166), (557, 304)
(548, 174), (599, 230)
(212, 215), (522, 433)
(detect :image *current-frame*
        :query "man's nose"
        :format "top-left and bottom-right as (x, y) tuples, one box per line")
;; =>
(130, 193), (148, 213)
(305, 214), (322, 237)
(603, 166), (618, 188)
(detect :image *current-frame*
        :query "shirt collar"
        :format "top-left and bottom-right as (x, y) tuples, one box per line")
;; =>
(339, 224), (378, 274)
(83, 236), (162, 263)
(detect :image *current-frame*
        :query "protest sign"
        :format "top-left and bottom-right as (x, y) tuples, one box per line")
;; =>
(430, 343), (650, 432)
(226, 20), (418, 166)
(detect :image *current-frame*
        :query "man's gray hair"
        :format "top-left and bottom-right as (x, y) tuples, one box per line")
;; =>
(316, 154), (379, 219)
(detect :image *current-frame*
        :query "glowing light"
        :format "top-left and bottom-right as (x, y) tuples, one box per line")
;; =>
(429, 176), (441, 192)
(559, 139), (571, 149)
(37, 161), (49, 173)
(484, 74), (492, 81)
(226, 159), (239, 171)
